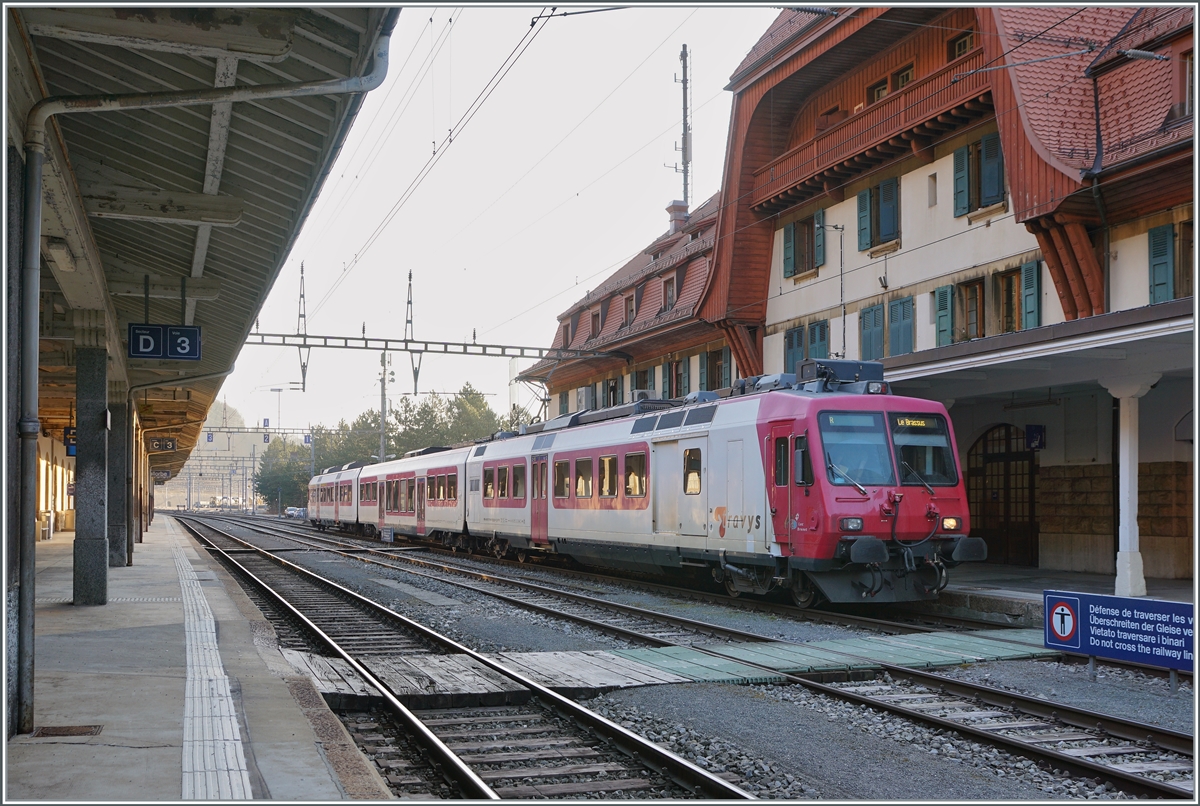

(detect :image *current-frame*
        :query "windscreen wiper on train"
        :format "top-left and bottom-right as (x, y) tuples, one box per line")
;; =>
(825, 453), (867, 495)
(901, 460), (935, 495)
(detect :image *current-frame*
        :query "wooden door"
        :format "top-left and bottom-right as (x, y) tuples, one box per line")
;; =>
(967, 424), (1038, 566)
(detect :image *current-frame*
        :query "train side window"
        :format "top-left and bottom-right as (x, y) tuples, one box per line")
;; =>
(407, 479), (416, 512)
(575, 458), (593, 498)
(498, 466), (509, 498)
(447, 473), (457, 501)
(598, 455), (618, 497)
(512, 465), (526, 499)
(774, 437), (789, 486)
(794, 436), (814, 485)
(554, 460), (570, 497)
(684, 449), (702, 494)
(437, 474), (447, 500)
(624, 453), (646, 497)
(483, 468), (495, 498)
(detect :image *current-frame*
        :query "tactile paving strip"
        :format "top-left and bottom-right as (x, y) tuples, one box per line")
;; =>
(172, 534), (253, 799)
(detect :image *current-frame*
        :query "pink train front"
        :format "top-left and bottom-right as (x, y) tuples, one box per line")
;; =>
(308, 360), (986, 605)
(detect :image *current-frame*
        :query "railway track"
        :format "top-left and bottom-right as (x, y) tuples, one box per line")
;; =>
(177, 517), (750, 800)
(189, 514), (1194, 798)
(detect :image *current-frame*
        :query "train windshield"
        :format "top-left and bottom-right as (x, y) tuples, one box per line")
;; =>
(889, 413), (959, 486)
(817, 411), (895, 487)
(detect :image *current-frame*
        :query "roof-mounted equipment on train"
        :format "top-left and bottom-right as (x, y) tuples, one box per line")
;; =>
(798, 359), (889, 395)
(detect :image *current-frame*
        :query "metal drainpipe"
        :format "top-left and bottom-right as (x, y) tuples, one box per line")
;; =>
(15, 8), (399, 734)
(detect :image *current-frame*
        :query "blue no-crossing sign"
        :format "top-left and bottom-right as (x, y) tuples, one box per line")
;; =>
(1045, 590), (1193, 671)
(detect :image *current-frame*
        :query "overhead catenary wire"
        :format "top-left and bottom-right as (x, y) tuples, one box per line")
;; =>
(308, 8), (553, 323)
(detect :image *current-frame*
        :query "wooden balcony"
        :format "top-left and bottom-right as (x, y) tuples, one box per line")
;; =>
(751, 48), (992, 213)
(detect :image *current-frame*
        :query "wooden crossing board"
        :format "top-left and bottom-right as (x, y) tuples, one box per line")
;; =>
(360, 654), (530, 710)
(279, 648), (380, 709)
(488, 650), (690, 696)
(609, 647), (786, 684)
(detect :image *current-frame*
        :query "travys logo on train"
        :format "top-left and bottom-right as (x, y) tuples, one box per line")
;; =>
(713, 507), (761, 537)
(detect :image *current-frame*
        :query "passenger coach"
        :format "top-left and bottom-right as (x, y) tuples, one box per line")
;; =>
(308, 360), (986, 606)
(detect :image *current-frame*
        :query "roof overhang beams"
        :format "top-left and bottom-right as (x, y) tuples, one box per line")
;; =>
(21, 7), (296, 62)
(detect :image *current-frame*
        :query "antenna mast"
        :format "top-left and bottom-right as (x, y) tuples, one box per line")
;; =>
(405, 270), (422, 395)
(296, 262), (310, 392)
(680, 44), (690, 207)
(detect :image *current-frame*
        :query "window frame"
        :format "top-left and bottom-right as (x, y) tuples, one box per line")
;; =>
(483, 467), (495, 499)
(624, 452), (646, 497)
(999, 269), (1022, 334)
(598, 455), (618, 498)
(683, 448), (702, 495)
(590, 310), (601, 338)
(867, 79), (888, 105)
(497, 466), (509, 499)
(857, 179), (900, 250)
(892, 64), (914, 91)
(663, 276), (676, 309)
(553, 460), (570, 498)
(574, 457), (593, 498)
(949, 31), (975, 61)
(962, 279), (984, 340)
(624, 295), (635, 326)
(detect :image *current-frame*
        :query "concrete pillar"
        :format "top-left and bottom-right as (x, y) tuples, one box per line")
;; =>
(73, 312), (108, 606)
(1099, 374), (1161, 598)
(106, 382), (127, 568)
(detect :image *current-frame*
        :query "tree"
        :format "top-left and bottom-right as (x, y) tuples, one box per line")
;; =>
(253, 437), (311, 512)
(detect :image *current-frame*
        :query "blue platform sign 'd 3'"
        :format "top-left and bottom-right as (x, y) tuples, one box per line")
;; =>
(1044, 589), (1194, 672)
(128, 324), (165, 359)
(166, 326), (201, 360)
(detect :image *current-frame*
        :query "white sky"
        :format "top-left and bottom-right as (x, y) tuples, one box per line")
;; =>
(217, 4), (782, 432)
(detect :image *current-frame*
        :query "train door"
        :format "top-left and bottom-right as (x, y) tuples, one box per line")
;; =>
(531, 454), (549, 545)
(652, 442), (680, 533)
(767, 422), (793, 547)
(416, 478), (426, 536)
(679, 437), (708, 539)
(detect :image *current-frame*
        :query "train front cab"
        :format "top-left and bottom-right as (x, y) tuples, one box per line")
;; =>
(771, 361), (987, 605)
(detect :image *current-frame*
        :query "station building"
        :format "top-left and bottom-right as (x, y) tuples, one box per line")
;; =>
(520, 194), (741, 410)
(6, 7), (397, 737)
(701, 8), (1193, 592)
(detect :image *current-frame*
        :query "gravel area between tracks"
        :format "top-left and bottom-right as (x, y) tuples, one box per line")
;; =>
(938, 659), (1195, 735)
(593, 682), (1085, 800)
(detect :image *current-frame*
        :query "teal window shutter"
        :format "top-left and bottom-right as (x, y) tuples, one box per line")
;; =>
(721, 346), (731, 387)
(814, 209), (825, 267)
(878, 178), (898, 243)
(618, 374), (624, 404)
(648, 365), (655, 392)
(808, 320), (828, 359)
(1020, 261), (1040, 329)
(661, 363), (670, 397)
(698, 352), (708, 391)
(857, 189), (871, 250)
(935, 285), (954, 346)
(861, 304), (884, 360)
(681, 357), (690, 395)
(953, 146), (969, 216)
(888, 297), (913, 356)
(1148, 224), (1175, 304)
(782, 222), (796, 278)
(784, 327), (803, 374)
(559, 391), (568, 415)
(980, 133), (1004, 206)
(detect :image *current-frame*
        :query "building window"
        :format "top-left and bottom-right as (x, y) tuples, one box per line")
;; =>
(867, 79), (888, 104)
(561, 323), (571, 346)
(1149, 223), (1176, 304)
(700, 347), (729, 390)
(633, 368), (652, 392)
(888, 296), (914, 356)
(783, 209), (825, 278)
(624, 296), (635, 325)
(1179, 220), (1194, 299)
(892, 64), (914, 91)
(590, 310), (601, 338)
(1185, 52), (1194, 116)
(927, 173), (937, 207)
(857, 178), (899, 250)
(558, 391), (568, 416)
(999, 270), (1022, 333)
(860, 304), (884, 360)
(953, 133), (1004, 216)
(963, 280), (984, 340)
(949, 31), (974, 61)
(808, 320), (828, 359)
(663, 277), (676, 309)
(662, 359), (687, 398)
(603, 376), (623, 407)
(784, 326), (804, 375)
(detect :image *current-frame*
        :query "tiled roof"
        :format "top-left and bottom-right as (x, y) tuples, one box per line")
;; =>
(557, 192), (720, 319)
(731, 9), (826, 82)
(997, 6), (1193, 173)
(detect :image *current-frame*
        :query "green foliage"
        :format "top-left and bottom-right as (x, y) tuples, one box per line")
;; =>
(263, 384), (504, 498)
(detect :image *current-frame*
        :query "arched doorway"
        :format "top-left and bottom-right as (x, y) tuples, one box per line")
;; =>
(967, 424), (1038, 566)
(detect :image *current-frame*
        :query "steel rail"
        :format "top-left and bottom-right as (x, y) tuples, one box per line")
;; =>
(197, 514), (1193, 799)
(176, 518), (498, 799)
(178, 516), (753, 800)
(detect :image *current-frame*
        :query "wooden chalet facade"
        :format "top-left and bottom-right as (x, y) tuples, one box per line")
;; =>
(521, 196), (733, 413)
(701, 7), (1193, 588)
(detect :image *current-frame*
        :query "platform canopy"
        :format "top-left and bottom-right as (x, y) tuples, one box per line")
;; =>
(8, 7), (396, 476)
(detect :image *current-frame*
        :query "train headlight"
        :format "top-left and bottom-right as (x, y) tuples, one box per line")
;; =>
(941, 517), (961, 531)
(867, 381), (888, 394)
(840, 517), (864, 532)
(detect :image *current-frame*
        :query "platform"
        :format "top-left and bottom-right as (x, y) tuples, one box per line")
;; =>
(5, 518), (391, 801)
(923, 563), (1195, 626)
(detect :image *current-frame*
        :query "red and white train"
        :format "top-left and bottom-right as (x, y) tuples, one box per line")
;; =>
(308, 360), (986, 605)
